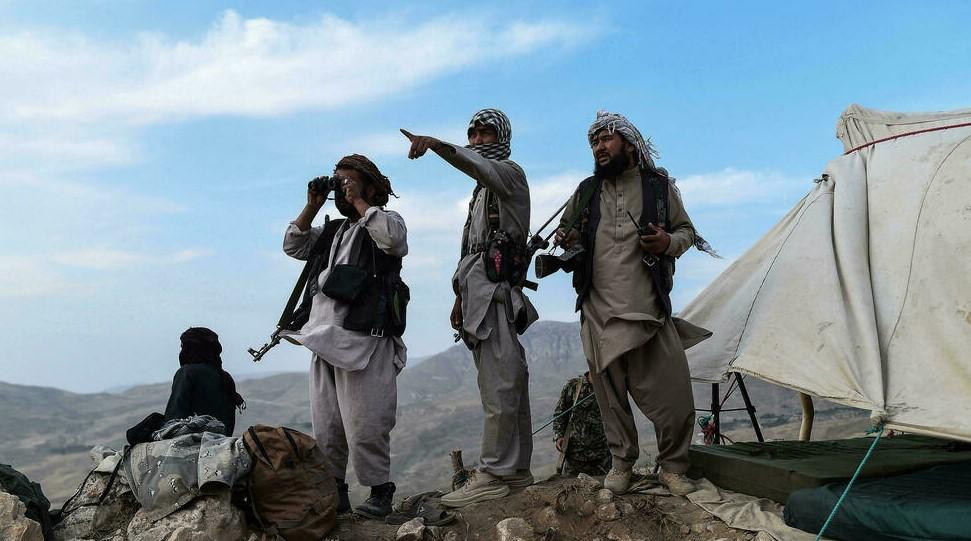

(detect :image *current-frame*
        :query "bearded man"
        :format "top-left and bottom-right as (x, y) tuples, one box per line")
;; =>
(282, 154), (408, 519)
(554, 111), (714, 496)
(403, 109), (537, 507)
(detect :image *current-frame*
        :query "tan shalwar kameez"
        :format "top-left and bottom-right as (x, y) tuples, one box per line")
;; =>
(436, 144), (538, 477)
(282, 207), (408, 486)
(562, 166), (709, 474)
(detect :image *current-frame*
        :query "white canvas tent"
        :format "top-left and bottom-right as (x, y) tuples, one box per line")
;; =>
(681, 104), (971, 442)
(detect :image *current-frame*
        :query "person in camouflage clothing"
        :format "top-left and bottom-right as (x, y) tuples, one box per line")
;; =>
(553, 372), (611, 476)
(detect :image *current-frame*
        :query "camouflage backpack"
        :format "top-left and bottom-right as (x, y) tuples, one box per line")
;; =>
(242, 425), (338, 541)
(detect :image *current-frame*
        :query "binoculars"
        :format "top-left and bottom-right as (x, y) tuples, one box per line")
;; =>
(308, 175), (340, 195)
(534, 245), (585, 279)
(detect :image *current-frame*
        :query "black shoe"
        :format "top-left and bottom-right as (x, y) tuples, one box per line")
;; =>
(336, 478), (350, 514)
(354, 482), (396, 519)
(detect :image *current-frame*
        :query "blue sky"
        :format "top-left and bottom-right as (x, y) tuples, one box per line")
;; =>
(1, 1), (969, 392)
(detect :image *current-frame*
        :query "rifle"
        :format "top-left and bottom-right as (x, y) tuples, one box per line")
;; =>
(556, 382), (586, 474)
(247, 264), (312, 362)
(521, 199), (569, 290)
(248, 215), (334, 362)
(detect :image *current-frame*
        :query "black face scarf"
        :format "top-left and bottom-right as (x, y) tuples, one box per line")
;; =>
(466, 108), (512, 160)
(179, 327), (245, 411)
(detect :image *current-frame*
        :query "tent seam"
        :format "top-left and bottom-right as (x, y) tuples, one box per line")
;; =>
(884, 133), (971, 353)
(730, 190), (833, 365)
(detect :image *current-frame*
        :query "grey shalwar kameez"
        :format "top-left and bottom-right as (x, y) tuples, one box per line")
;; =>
(562, 166), (708, 474)
(436, 144), (538, 477)
(282, 206), (407, 486)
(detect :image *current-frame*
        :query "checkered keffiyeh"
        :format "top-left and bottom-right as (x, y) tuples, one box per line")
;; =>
(588, 110), (719, 258)
(466, 108), (512, 160)
(587, 110), (659, 170)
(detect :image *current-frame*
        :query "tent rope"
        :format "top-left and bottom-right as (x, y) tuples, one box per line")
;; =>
(814, 424), (885, 540)
(843, 121), (971, 155)
(697, 375), (743, 444)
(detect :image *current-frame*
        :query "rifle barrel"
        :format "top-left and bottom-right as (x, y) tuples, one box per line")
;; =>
(534, 200), (569, 238)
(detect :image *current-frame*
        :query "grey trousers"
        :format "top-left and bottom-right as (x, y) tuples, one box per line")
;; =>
(472, 302), (533, 476)
(587, 318), (695, 474)
(309, 353), (397, 486)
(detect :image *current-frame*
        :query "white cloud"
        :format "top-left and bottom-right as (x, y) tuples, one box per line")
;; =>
(47, 247), (210, 270)
(2, 11), (589, 125)
(51, 249), (145, 270)
(339, 126), (469, 159)
(0, 132), (137, 170)
(388, 168), (588, 238)
(0, 247), (211, 298)
(676, 168), (809, 208)
(393, 191), (471, 235)
(0, 256), (73, 298)
(529, 170), (588, 233)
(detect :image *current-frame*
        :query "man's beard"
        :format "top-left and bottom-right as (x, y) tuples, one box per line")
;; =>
(593, 152), (632, 178)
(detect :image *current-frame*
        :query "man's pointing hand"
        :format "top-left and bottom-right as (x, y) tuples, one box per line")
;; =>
(401, 128), (444, 159)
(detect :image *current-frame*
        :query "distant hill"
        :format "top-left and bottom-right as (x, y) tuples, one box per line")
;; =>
(0, 320), (867, 505)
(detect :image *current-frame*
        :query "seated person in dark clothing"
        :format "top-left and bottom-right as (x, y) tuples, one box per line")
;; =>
(165, 327), (246, 435)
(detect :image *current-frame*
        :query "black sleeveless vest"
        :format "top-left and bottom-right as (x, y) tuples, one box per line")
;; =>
(571, 169), (675, 316)
(300, 218), (409, 337)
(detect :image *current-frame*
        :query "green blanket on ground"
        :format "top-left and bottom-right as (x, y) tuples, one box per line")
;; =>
(784, 460), (971, 541)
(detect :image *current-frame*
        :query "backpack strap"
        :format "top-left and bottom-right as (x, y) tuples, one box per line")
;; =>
(246, 426), (273, 465)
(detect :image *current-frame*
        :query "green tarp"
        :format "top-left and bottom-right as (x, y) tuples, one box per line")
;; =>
(687, 435), (971, 503)
(784, 461), (971, 540)
(0, 463), (53, 540)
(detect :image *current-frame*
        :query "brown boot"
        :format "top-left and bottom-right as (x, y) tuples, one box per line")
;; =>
(604, 467), (632, 494)
(659, 470), (694, 496)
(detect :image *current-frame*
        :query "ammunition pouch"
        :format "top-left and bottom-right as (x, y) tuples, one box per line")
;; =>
(469, 231), (527, 286)
(320, 264), (368, 303)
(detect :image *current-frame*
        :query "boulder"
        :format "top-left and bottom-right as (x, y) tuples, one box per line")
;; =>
(496, 517), (533, 541)
(617, 501), (634, 516)
(396, 517), (427, 541)
(534, 506), (560, 529)
(127, 491), (246, 541)
(577, 500), (596, 517)
(595, 488), (614, 504)
(575, 473), (602, 491)
(0, 491), (44, 541)
(52, 472), (136, 541)
(595, 502), (621, 522)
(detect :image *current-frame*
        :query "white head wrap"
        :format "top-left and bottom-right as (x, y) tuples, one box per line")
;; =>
(587, 110), (658, 170)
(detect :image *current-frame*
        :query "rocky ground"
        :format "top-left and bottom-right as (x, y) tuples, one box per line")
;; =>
(308, 473), (756, 541)
(0, 467), (766, 541)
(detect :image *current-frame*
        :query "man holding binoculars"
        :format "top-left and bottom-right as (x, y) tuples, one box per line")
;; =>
(282, 154), (408, 519)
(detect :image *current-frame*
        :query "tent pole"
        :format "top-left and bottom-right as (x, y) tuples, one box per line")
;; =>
(711, 383), (722, 444)
(799, 393), (815, 441)
(736, 375), (764, 442)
